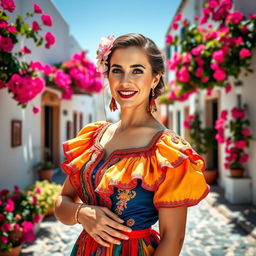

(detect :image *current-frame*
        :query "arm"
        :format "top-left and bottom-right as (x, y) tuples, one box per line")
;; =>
(154, 206), (187, 256)
(54, 177), (82, 225)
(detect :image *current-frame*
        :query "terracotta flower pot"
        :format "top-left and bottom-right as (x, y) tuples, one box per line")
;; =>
(203, 169), (218, 185)
(46, 206), (54, 216)
(229, 168), (244, 178)
(0, 244), (23, 256)
(38, 169), (54, 181)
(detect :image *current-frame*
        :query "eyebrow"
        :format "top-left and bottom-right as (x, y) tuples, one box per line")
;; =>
(111, 64), (146, 69)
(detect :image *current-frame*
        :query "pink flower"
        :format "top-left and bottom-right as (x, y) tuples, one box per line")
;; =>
(41, 14), (53, 26)
(35, 187), (41, 194)
(231, 107), (245, 119)
(8, 74), (45, 104)
(0, 35), (14, 52)
(172, 23), (179, 30)
(235, 140), (247, 149)
(210, 63), (219, 70)
(22, 221), (35, 242)
(215, 134), (225, 143)
(182, 19), (189, 26)
(206, 88), (212, 96)
(33, 106), (40, 114)
(195, 56), (205, 66)
(224, 163), (229, 169)
(165, 34), (174, 44)
(62, 87), (73, 100)
(54, 70), (71, 89)
(31, 21), (40, 31)
(239, 153), (249, 163)
(7, 25), (16, 33)
(0, 0), (16, 12)
(202, 77), (209, 83)
(0, 20), (8, 29)
(0, 214), (4, 223)
(1, 222), (12, 232)
(44, 32), (56, 48)
(241, 128), (251, 136)
(212, 49), (225, 63)
(176, 66), (190, 82)
(32, 196), (37, 205)
(13, 224), (20, 231)
(14, 185), (19, 194)
(5, 198), (14, 212)
(225, 84), (232, 93)
(182, 52), (192, 64)
(209, 0), (218, 9)
(215, 118), (225, 129)
(213, 69), (226, 81)
(167, 52), (181, 70)
(34, 215), (43, 223)
(241, 25), (249, 34)
(21, 46), (31, 54)
(183, 120), (191, 129)
(226, 11), (244, 24)
(220, 110), (228, 120)
(174, 13), (183, 21)
(195, 67), (203, 78)
(1, 236), (8, 244)
(30, 61), (44, 71)
(33, 3), (43, 13)
(235, 37), (243, 46)
(191, 44), (205, 56)
(239, 48), (251, 58)
(96, 35), (115, 74)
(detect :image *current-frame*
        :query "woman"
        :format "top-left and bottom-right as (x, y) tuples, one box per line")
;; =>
(54, 33), (210, 256)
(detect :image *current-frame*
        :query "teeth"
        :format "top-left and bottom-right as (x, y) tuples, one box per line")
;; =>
(119, 91), (136, 95)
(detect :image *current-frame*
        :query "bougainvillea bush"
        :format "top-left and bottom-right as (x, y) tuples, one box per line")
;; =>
(0, 0), (56, 111)
(0, 186), (43, 252)
(165, 0), (256, 101)
(215, 107), (252, 170)
(45, 50), (104, 100)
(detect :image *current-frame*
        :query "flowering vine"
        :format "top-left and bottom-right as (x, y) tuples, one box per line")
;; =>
(165, 0), (256, 102)
(215, 107), (253, 169)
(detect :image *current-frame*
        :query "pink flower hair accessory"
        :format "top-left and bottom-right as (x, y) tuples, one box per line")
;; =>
(96, 35), (115, 76)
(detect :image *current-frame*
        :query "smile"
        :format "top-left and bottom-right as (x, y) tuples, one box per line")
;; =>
(118, 90), (138, 98)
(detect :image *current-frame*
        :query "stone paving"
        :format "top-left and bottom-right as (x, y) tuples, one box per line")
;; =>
(20, 199), (256, 256)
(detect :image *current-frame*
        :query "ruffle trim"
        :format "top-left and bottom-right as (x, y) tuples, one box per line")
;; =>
(61, 120), (107, 176)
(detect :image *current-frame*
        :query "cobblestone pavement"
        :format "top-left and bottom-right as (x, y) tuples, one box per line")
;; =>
(20, 200), (256, 256)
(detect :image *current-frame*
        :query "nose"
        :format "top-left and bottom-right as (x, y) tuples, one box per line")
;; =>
(120, 72), (132, 85)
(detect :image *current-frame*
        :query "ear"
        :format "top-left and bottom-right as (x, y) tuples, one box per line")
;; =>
(152, 72), (162, 88)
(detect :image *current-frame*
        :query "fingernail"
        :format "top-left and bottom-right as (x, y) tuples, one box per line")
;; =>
(119, 218), (124, 222)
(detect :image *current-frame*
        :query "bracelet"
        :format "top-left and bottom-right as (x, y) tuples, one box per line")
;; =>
(75, 203), (84, 224)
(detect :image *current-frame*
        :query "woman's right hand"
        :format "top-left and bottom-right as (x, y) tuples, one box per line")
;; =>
(78, 204), (132, 247)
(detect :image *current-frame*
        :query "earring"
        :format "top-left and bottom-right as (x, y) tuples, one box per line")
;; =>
(109, 96), (118, 112)
(147, 88), (157, 113)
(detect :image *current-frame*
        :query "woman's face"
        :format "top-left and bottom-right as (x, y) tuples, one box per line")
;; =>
(108, 46), (160, 110)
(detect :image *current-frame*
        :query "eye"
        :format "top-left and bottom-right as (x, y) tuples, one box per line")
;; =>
(133, 69), (143, 74)
(112, 68), (122, 73)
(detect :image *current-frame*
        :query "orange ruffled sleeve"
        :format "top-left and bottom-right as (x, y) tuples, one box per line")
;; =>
(153, 131), (210, 209)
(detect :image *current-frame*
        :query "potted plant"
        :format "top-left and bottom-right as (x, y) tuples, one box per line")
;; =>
(0, 186), (43, 256)
(184, 112), (218, 184)
(215, 107), (253, 178)
(35, 161), (56, 181)
(29, 180), (62, 217)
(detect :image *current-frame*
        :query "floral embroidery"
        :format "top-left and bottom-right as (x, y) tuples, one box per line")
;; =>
(181, 138), (188, 145)
(126, 218), (135, 227)
(115, 189), (136, 215)
(171, 136), (179, 144)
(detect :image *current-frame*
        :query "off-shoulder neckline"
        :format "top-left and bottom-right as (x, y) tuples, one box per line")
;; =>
(94, 121), (169, 161)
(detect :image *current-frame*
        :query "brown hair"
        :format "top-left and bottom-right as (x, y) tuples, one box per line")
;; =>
(106, 33), (165, 99)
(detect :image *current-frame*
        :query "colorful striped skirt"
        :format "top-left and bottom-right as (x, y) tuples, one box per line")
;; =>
(70, 227), (160, 256)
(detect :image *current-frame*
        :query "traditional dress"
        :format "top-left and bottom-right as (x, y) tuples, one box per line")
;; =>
(61, 120), (210, 256)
